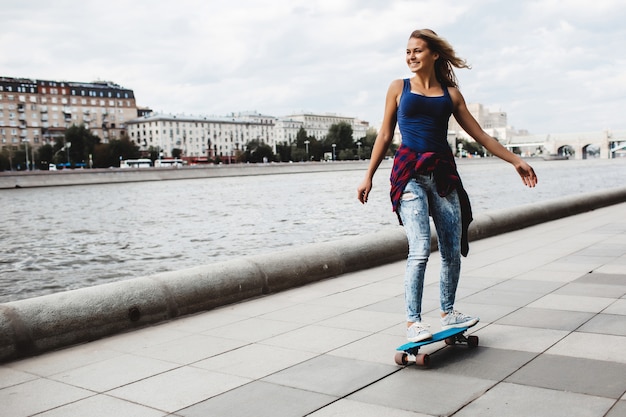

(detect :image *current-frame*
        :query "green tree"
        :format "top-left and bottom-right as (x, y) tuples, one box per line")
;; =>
(358, 127), (377, 159)
(294, 130), (321, 161)
(275, 143), (290, 162)
(92, 135), (140, 167)
(324, 122), (354, 160)
(37, 144), (54, 169)
(455, 138), (486, 157)
(243, 139), (275, 163)
(0, 149), (11, 171)
(296, 127), (308, 144)
(65, 125), (101, 167)
(147, 146), (162, 162)
(13, 147), (27, 170)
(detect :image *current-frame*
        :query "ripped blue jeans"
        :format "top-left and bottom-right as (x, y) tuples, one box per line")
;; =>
(398, 174), (462, 323)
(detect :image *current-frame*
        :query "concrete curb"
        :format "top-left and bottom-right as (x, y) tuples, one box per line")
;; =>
(1, 186), (625, 362)
(0, 161), (369, 189)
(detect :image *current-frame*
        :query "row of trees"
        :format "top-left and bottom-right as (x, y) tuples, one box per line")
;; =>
(0, 121), (393, 171)
(0, 125), (143, 171)
(245, 122), (384, 164)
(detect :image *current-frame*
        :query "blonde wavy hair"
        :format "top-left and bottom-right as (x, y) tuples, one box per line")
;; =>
(409, 29), (470, 88)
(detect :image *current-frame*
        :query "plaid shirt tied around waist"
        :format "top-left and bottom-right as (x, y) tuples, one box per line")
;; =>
(390, 144), (473, 256)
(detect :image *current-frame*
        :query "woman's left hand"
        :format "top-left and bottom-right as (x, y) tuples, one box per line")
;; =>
(514, 161), (538, 188)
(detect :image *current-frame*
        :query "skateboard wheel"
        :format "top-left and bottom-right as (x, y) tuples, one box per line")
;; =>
(444, 337), (455, 346)
(394, 352), (409, 365)
(415, 353), (430, 366)
(468, 335), (479, 347)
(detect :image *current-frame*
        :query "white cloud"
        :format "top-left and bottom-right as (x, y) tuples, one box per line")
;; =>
(1, 0), (625, 133)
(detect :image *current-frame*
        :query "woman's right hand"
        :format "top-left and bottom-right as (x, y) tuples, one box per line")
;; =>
(357, 178), (372, 204)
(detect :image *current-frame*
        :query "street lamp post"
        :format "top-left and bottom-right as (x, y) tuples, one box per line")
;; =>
(23, 140), (30, 171)
(356, 141), (362, 160)
(304, 140), (310, 160)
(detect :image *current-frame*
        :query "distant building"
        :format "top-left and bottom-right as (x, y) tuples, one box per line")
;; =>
(284, 112), (369, 143)
(0, 76), (138, 151)
(126, 111), (371, 160)
(447, 103), (514, 144)
(125, 112), (277, 161)
(2, 75), (371, 159)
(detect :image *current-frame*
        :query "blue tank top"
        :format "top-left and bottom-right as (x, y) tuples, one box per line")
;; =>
(397, 78), (453, 154)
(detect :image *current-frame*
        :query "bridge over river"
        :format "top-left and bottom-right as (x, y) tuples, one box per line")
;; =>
(502, 129), (626, 159)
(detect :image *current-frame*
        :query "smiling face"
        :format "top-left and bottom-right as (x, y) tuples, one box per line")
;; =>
(406, 37), (439, 74)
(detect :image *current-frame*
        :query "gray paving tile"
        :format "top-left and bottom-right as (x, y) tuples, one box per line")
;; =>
(201, 316), (304, 343)
(259, 302), (353, 325)
(556, 255), (617, 271)
(574, 244), (626, 257)
(178, 381), (336, 417)
(0, 366), (37, 389)
(578, 313), (626, 336)
(260, 324), (369, 354)
(454, 382), (614, 417)
(462, 288), (544, 308)
(107, 366), (250, 414)
(35, 395), (167, 417)
(574, 272), (626, 286)
(426, 346), (537, 381)
(555, 282), (626, 298)
(528, 293), (615, 313)
(514, 268), (587, 283)
(262, 354), (397, 397)
(47, 354), (180, 392)
(547, 332), (626, 363)
(308, 399), (431, 417)
(605, 299), (626, 315)
(192, 343), (317, 379)
(361, 295), (406, 314)
(506, 354), (626, 398)
(347, 367), (494, 416)
(0, 378), (93, 417)
(306, 287), (396, 309)
(136, 333), (247, 364)
(317, 309), (402, 333)
(488, 279), (564, 294)
(495, 307), (594, 331)
(425, 302), (518, 324)
(329, 332), (407, 365)
(474, 324), (568, 353)
(606, 400), (626, 417)
(5, 342), (123, 377)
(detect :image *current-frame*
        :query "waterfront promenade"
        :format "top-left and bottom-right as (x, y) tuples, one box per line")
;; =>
(0, 201), (624, 416)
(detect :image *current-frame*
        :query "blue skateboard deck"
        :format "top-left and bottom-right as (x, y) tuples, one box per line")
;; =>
(395, 326), (478, 366)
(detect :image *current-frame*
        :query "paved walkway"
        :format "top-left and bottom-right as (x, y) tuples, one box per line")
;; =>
(1, 203), (625, 417)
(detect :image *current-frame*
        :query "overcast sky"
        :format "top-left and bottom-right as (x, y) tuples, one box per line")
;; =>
(2, 0), (625, 135)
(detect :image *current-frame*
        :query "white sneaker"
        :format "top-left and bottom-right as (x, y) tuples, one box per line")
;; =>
(441, 310), (479, 330)
(407, 322), (433, 342)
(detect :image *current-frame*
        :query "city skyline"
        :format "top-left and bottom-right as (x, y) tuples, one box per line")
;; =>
(2, 1), (625, 135)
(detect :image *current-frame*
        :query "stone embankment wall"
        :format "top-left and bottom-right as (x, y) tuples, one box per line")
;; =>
(0, 162), (368, 189)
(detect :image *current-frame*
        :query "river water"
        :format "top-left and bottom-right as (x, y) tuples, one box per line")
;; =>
(1, 158), (625, 303)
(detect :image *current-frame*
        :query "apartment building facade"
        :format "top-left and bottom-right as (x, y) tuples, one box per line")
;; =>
(126, 111), (370, 160)
(125, 112), (277, 161)
(285, 113), (369, 143)
(0, 76), (137, 151)
(447, 103), (512, 142)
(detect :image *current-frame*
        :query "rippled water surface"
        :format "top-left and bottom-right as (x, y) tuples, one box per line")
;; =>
(1, 158), (625, 302)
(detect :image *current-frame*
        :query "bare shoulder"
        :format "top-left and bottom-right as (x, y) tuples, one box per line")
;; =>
(447, 86), (463, 100)
(447, 86), (466, 110)
(389, 78), (404, 93)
